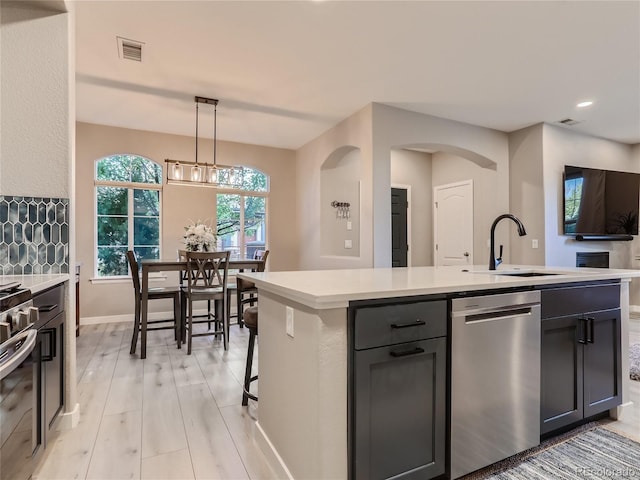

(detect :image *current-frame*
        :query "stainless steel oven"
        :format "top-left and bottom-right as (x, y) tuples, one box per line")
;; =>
(0, 283), (41, 480)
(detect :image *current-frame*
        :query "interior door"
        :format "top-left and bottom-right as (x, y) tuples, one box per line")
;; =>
(391, 188), (408, 267)
(433, 180), (473, 266)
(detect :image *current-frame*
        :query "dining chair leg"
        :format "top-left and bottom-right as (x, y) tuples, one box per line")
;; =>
(237, 289), (244, 328)
(173, 295), (181, 349)
(242, 330), (257, 406)
(207, 299), (212, 329)
(130, 298), (141, 354)
(223, 296), (229, 351)
(187, 298), (193, 355)
(180, 291), (187, 344)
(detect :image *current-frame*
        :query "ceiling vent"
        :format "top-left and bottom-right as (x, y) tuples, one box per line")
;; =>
(117, 36), (143, 62)
(557, 118), (582, 126)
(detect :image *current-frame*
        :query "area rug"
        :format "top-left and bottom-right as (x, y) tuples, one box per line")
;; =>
(631, 343), (640, 381)
(463, 426), (640, 479)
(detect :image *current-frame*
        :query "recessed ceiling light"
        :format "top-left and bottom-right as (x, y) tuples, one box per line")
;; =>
(576, 101), (593, 108)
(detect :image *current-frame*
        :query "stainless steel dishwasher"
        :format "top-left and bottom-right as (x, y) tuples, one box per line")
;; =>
(451, 290), (541, 479)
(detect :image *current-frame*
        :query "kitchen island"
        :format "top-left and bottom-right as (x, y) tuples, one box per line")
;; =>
(238, 265), (639, 479)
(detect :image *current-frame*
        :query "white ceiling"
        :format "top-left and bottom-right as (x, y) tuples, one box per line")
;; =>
(74, 1), (640, 150)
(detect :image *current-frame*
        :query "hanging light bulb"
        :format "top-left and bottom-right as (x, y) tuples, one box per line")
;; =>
(172, 162), (182, 180)
(208, 165), (218, 184)
(191, 165), (202, 182)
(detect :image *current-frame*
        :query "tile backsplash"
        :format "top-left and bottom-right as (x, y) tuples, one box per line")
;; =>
(0, 195), (69, 275)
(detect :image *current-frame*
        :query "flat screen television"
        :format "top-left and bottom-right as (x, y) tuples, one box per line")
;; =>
(564, 165), (640, 237)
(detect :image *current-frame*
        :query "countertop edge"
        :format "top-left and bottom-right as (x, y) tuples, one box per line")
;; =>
(1, 274), (70, 294)
(238, 266), (637, 310)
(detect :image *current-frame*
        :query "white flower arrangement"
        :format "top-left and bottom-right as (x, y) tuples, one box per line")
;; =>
(183, 220), (217, 252)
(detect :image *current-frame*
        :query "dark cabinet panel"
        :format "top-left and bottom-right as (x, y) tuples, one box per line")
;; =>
(584, 310), (622, 417)
(540, 282), (621, 436)
(354, 338), (446, 480)
(41, 312), (64, 429)
(541, 316), (584, 434)
(33, 284), (65, 444)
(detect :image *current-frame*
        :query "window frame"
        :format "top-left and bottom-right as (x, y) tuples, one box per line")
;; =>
(215, 168), (269, 259)
(94, 157), (163, 278)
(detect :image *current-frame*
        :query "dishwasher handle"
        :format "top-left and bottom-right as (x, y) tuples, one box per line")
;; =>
(452, 301), (540, 318)
(464, 306), (534, 324)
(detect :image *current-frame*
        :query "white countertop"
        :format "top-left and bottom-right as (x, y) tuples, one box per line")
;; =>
(238, 265), (640, 309)
(0, 274), (70, 294)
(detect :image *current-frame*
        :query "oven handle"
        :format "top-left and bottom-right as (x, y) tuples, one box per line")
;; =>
(0, 329), (37, 380)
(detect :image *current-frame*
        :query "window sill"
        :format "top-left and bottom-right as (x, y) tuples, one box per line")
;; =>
(89, 274), (168, 285)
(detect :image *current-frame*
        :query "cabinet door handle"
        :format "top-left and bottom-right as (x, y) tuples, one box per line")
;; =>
(40, 327), (56, 361)
(390, 320), (426, 329)
(577, 317), (588, 344)
(587, 317), (595, 344)
(389, 347), (425, 357)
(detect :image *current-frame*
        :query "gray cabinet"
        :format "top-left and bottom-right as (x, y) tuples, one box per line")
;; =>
(33, 285), (65, 439)
(350, 299), (447, 480)
(540, 283), (621, 435)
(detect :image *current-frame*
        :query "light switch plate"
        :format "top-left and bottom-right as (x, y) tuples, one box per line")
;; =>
(345, 240), (353, 249)
(286, 306), (294, 338)
(347, 221), (352, 231)
(532, 239), (539, 249)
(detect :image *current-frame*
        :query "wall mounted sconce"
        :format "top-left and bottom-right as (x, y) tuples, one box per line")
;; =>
(331, 201), (351, 219)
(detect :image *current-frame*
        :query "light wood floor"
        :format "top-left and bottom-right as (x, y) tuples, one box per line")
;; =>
(34, 321), (279, 480)
(34, 316), (640, 480)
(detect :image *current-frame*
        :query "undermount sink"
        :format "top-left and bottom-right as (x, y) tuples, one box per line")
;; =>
(495, 272), (560, 277)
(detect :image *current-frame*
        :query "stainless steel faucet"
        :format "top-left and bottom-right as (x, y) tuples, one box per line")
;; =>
(489, 214), (527, 270)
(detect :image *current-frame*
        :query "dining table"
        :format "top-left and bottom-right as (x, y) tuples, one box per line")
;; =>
(139, 256), (264, 359)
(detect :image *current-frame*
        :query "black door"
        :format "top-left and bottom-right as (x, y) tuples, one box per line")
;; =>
(391, 188), (408, 267)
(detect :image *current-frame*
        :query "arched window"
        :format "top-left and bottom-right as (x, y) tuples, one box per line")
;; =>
(95, 154), (162, 277)
(216, 167), (269, 259)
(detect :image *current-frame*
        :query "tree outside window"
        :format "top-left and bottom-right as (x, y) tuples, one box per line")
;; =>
(216, 168), (268, 258)
(95, 154), (162, 276)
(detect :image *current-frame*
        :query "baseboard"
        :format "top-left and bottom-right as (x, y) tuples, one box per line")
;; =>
(610, 401), (634, 421)
(630, 305), (640, 314)
(255, 421), (294, 480)
(80, 308), (216, 326)
(57, 402), (80, 430)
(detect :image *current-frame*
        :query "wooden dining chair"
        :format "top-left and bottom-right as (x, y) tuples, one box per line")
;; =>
(178, 249), (215, 333)
(236, 250), (269, 327)
(127, 251), (182, 355)
(183, 250), (230, 354)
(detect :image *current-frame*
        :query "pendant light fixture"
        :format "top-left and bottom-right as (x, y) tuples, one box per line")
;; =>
(165, 96), (243, 188)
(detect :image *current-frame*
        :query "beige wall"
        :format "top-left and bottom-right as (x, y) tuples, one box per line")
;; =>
(509, 124), (545, 265)
(541, 124), (637, 268)
(296, 105), (374, 270)
(76, 122), (296, 320)
(432, 151), (504, 266)
(320, 148), (361, 257)
(0, 5), (69, 197)
(372, 104), (511, 267)
(296, 103), (511, 270)
(390, 149), (433, 266)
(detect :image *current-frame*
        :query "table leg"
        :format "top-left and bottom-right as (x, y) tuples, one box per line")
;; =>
(141, 266), (149, 359)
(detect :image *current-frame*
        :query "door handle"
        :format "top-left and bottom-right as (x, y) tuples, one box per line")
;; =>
(390, 347), (425, 357)
(578, 317), (588, 344)
(390, 320), (426, 329)
(40, 327), (56, 361)
(587, 317), (595, 344)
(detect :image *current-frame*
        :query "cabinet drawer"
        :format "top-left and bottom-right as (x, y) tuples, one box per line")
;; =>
(354, 300), (447, 350)
(33, 284), (64, 326)
(541, 283), (620, 319)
